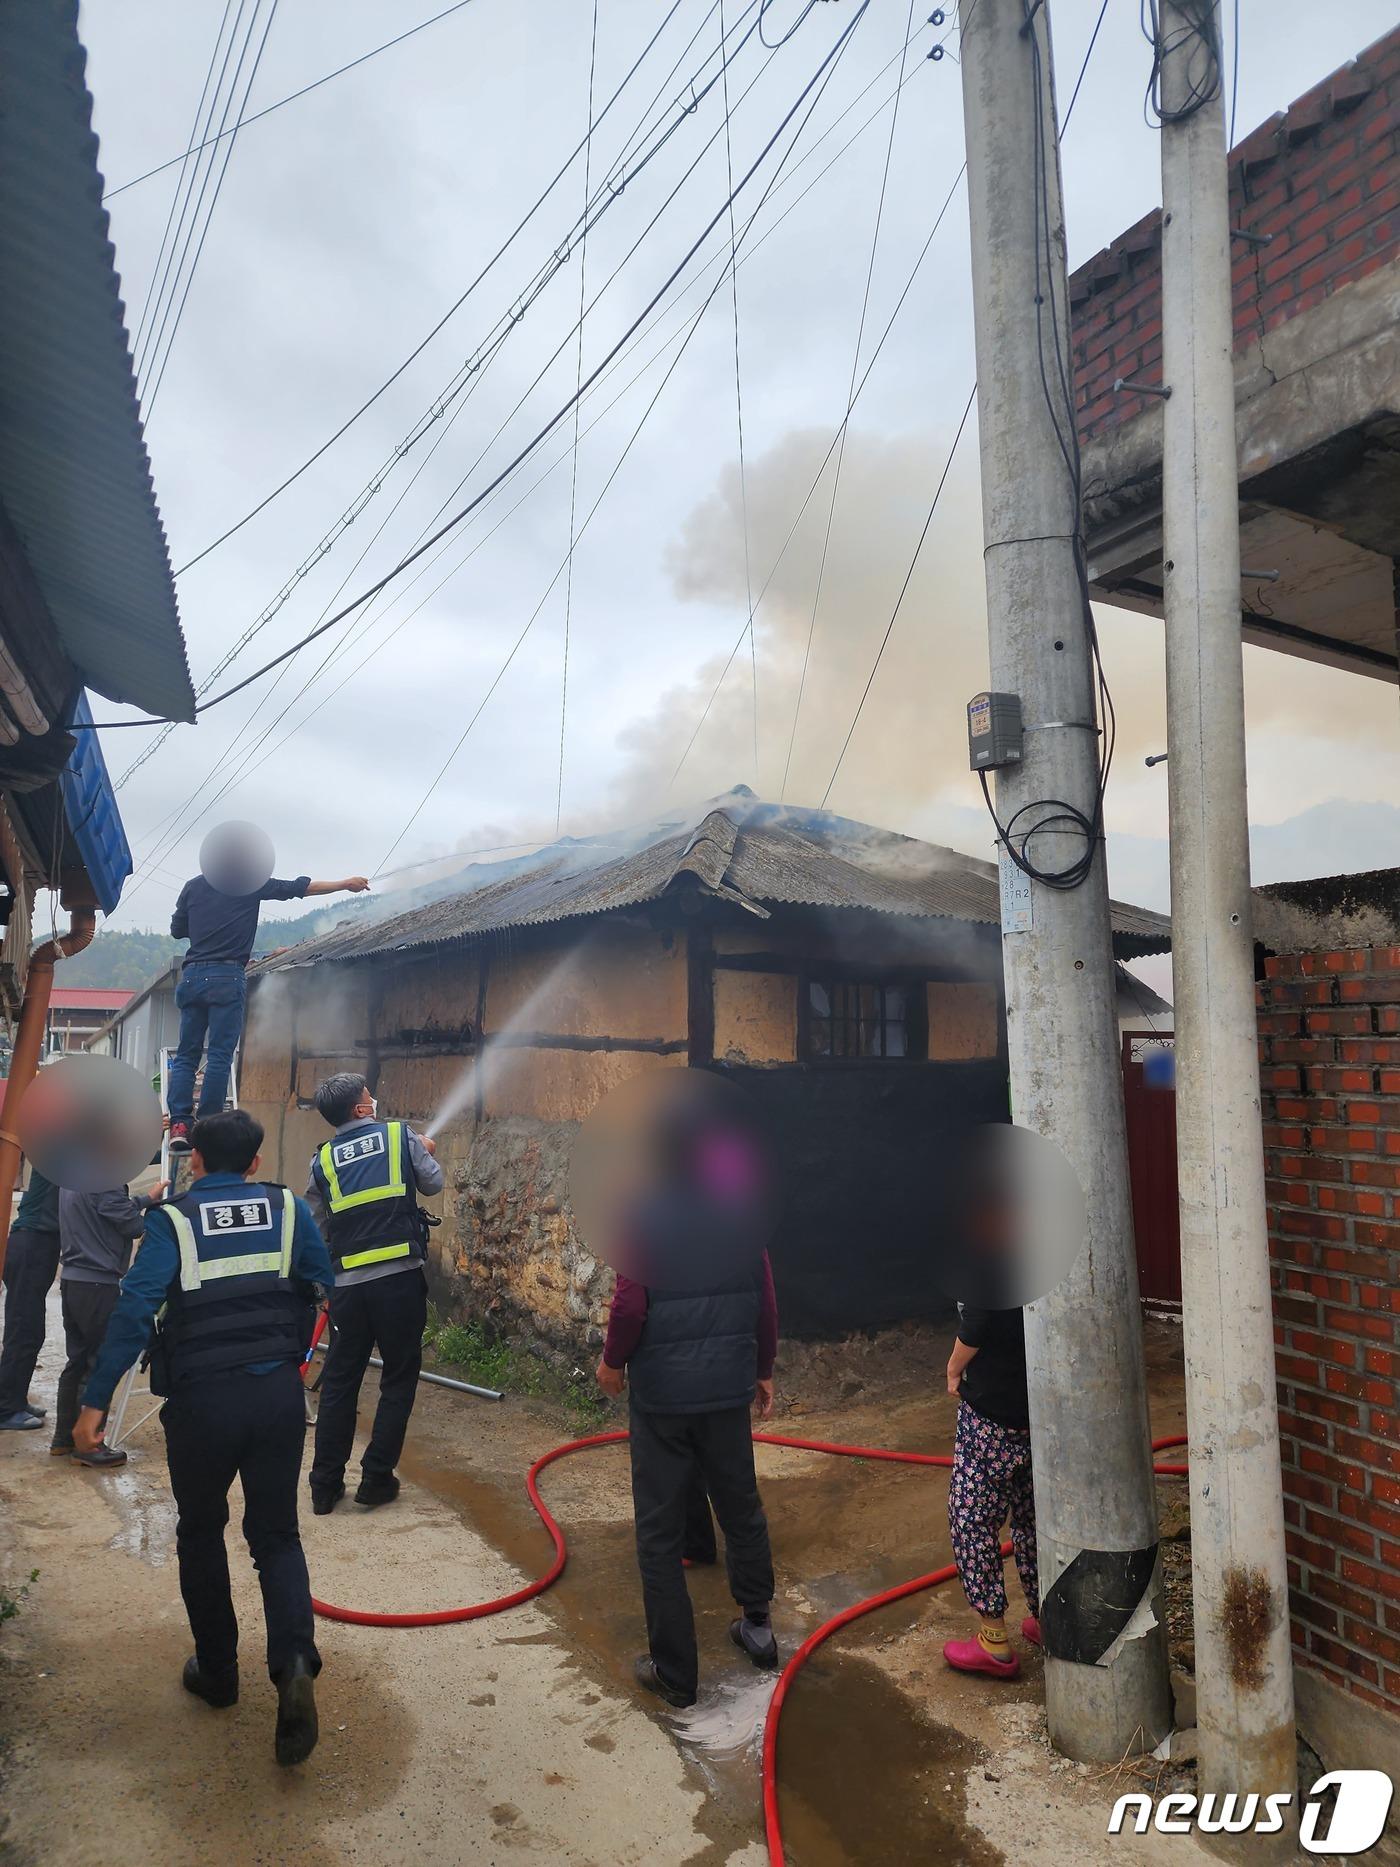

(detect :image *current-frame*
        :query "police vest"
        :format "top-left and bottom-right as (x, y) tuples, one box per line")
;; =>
(315, 1121), (424, 1273)
(154, 1182), (311, 1390)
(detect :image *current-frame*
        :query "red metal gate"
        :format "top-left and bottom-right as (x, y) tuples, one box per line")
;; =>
(1122, 1032), (1180, 1310)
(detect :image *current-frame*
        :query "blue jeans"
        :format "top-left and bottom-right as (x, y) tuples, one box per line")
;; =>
(168, 962), (247, 1125)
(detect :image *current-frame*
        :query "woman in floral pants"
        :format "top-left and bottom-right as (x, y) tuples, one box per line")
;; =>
(943, 1304), (1042, 1679)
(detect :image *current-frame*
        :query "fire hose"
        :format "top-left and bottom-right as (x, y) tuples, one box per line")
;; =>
(302, 1314), (1188, 1866)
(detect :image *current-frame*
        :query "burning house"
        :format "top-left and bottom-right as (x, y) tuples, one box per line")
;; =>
(240, 791), (1171, 1349)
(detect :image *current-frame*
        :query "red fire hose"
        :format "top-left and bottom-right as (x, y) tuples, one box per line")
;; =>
(307, 1395), (1188, 1866)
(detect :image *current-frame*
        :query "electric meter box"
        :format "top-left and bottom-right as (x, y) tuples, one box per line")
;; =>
(967, 691), (1023, 771)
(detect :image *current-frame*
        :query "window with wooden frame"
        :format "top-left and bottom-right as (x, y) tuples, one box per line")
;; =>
(802, 977), (928, 1061)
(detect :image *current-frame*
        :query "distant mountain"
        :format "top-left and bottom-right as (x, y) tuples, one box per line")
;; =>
(57, 929), (181, 989)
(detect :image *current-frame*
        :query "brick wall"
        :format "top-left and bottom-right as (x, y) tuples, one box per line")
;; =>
(1258, 944), (1400, 1716)
(1070, 27), (1400, 443)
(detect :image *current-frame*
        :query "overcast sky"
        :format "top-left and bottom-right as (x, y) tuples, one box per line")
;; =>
(79, 0), (1399, 933)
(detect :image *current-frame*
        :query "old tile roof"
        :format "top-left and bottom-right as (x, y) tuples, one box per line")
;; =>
(253, 790), (1172, 972)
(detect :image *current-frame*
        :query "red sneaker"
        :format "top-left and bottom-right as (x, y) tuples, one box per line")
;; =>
(168, 1121), (192, 1154)
(1022, 1615), (1042, 1648)
(943, 1636), (1020, 1679)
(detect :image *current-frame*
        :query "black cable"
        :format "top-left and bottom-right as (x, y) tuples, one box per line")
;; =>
(974, 0), (1114, 891)
(116, 0), (794, 863)
(133, 9), (929, 880)
(718, 0), (760, 783)
(1141, 0), (1222, 128)
(1062, 0), (1109, 131)
(105, 1), (480, 201)
(132, 0), (250, 370)
(1228, 0), (1241, 148)
(670, 156), (965, 791)
(87, 0), (870, 737)
(128, 0), (235, 357)
(819, 385), (976, 808)
(556, 0), (601, 835)
(141, 0), (281, 420)
(779, 0), (918, 801)
(171, 0), (691, 577)
(370, 0), (870, 877)
(759, 0), (821, 51)
(118, 0), (747, 789)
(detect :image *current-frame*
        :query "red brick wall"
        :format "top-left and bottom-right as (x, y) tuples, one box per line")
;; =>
(1258, 945), (1400, 1716)
(1070, 28), (1400, 443)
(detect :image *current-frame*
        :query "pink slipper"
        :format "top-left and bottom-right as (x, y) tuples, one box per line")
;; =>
(943, 1637), (1020, 1679)
(1022, 1616), (1042, 1648)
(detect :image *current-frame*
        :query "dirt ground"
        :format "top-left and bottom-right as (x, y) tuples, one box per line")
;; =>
(0, 1306), (1212, 1867)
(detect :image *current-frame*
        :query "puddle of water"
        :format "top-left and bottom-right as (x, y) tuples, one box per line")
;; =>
(773, 1653), (1002, 1867)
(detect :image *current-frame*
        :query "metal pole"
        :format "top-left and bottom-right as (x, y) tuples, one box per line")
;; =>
(958, 0), (1170, 1760)
(308, 1339), (504, 1403)
(1157, 0), (1296, 1810)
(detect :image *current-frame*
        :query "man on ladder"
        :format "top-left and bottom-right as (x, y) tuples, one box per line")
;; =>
(73, 1109), (333, 1766)
(305, 1073), (442, 1515)
(166, 862), (368, 1153)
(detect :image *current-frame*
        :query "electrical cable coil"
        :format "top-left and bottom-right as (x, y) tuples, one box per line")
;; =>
(307, 1401), (1189, 1866)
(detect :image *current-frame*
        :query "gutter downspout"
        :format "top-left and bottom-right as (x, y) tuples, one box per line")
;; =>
(0, 903), (97, 1274)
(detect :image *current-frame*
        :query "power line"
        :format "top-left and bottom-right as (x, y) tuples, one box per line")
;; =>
(818, 385), (975, 806)
(669, 161), (964, 791)
(557, 0), (602, 836)
(87, 0), (869, 735)
(171, 0), (694, 577)
(778, 0), (918, 801)
(104, 1), (481, 201)
(126, 30), (925, 886)
(117, 0), (755, 785)
(116, 0), (804, 880)
(370, 0), (871, 878)
(141, 0), (282, 421)
(820, 0), (1112, 821)
(719, 0), (760, 787)
(120, 0), (924, 896)
(131, 0), (252, 371)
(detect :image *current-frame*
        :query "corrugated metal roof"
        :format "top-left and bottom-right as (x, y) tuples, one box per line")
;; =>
(254, 793), (1172, 972)
(0, 2), (195, 723)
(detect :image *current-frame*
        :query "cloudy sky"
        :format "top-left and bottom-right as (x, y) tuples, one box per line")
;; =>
(80, 0), (1399, 935)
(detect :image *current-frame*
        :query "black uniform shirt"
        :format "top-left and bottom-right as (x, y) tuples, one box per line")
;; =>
(956, 1304), (1030, 1431)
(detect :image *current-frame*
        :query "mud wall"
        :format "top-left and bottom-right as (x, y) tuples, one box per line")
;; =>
(242, 923), (688, 1351)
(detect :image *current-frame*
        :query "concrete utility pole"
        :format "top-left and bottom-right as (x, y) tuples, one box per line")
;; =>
(1157, 0), (1297, 1810)
(958, 0), (1171, 1761)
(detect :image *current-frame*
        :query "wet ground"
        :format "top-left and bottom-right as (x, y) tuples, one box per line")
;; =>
(1, 1305), (1206, 1866)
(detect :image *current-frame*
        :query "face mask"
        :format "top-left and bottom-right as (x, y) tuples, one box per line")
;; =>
(369, 1097), (379, 1119)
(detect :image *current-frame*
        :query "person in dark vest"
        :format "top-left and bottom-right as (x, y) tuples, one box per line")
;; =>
(73, 1109), (332, 1766)
(597, 1225), (780, 1710)
(0, 1164), (61, 1430)
(305, 1072), (443, 1515)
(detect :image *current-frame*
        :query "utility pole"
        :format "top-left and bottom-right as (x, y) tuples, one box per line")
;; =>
(1157, 0), (1297, 1811)
(958, 0), (1171, 1761)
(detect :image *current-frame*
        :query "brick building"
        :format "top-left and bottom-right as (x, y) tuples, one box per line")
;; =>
(1069, 24), (1400, 685)
(1255, 876), (1400, 1766)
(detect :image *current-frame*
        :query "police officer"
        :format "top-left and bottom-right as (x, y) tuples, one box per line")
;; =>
(306, 1072), (442, 1515)
(74, 1109), (332, 1767)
